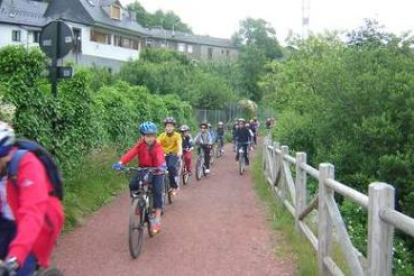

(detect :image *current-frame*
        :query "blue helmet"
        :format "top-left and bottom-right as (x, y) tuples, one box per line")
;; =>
(139, 121), (158, 135)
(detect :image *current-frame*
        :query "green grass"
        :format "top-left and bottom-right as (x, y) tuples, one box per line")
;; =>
(252, 150), (318, 276)
(63, 147), (126, 231)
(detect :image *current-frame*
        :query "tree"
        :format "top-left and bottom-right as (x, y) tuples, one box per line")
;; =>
(233, 17), (283, 59)
(238, 45), (267, 102)
(127, 1), (192, 33)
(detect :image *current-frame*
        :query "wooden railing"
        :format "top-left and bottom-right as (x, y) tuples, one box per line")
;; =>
(263, 136), (414, 276)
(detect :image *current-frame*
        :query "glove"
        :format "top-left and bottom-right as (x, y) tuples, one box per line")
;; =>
(112, 162), (122, 171)
(0, 258), (18, 276)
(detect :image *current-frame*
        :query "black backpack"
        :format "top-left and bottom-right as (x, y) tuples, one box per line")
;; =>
(8, 139), (64, 201)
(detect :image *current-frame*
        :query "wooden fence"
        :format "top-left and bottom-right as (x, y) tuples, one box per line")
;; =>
(263, 136), (414, 276)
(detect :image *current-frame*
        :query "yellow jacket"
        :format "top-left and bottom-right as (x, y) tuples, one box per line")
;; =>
(157, 131), (183, 155)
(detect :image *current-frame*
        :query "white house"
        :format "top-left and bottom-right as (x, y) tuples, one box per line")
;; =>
(0, 0), (238, 72)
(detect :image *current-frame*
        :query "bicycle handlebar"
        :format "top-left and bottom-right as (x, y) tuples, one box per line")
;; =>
(119, 166), (158, 174)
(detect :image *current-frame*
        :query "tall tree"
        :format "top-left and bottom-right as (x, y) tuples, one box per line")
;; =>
(233, 17), (283, 59)
(127, 1), (192, 33)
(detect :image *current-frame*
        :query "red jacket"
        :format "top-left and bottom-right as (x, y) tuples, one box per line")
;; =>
(1, 150), (64, 267)
(120, 139), (166, 167)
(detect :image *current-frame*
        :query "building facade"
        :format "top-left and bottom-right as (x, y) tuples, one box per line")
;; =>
(0, 0), (238, 72)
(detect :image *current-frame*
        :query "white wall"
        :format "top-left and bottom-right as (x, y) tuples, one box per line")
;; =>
(66, 23), (140, 62)
(0, 24), (40, 49)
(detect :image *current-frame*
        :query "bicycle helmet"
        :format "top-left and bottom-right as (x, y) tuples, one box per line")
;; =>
(0, 121), (15, 157)
(238, 118), (246, 123)
(199, 121), (208, 128)
(139, 121), (158, 135)
(164, 117), (176, 126)
(179, 125), (190, 132)
(218, 121), (224, 126)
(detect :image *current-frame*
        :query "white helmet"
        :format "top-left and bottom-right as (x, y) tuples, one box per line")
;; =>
(0, 121), (15, 157)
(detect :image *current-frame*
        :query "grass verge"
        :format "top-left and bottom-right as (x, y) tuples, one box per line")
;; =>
(63, 146), (126, 231)
(252, 149), (318, 276)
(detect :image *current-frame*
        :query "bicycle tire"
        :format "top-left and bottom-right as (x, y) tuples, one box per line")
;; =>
(35, 268), (64, 276)
(183, 172), (190, 185)
(239, 155), (245, 175)
(164, 175), (174, 204)
(216, 147), (222, 158)
(195, 158), (203, 181)
(128, 197), (145, 259)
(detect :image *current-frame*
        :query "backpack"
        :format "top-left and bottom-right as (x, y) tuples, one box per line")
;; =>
(8, 139), (64, 201)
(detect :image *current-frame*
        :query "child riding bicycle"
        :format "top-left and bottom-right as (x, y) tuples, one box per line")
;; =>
(216, 122), (225, 154)
(157, 117), (183, 195)
(235, 118), (253, 166)
(194, 122), (213, 174)
(112, 121), (166, 234)
(179, 125), (193, 175)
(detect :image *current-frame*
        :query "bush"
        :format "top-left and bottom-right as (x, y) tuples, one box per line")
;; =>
(260, 21), (414, 274)
(0, 46), (194, 228)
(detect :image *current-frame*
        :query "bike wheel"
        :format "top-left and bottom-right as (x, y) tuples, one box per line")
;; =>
(216, 146), (221, 158)
(195, 158), (203, 181)
(183, 172), (190, 185)
(165, 175), (174, 204)
(129, 197), (145, 259)
(239, 157), (245, 175)
(36, 268), (64, 276)
(210, 148), (215, 165)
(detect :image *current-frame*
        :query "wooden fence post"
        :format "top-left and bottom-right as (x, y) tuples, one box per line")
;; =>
(318, 163), (335, 276)
(367, 183), (395, 276)
(295, 152), (307, 232)
(280, 146), (289, 202)
(273, 142), (280, 185)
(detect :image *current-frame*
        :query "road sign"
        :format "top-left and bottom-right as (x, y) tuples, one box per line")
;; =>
(57, 66), (74, 79)
(39, 20), (74, 98)
(40, 20), (74, 59)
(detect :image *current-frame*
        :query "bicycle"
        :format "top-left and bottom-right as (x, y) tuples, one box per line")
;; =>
(216, 137), (224, 158)
(195, 147), (207, 181)
(209, 146), (215, 166)
(181, 149), (192, 185)
(0, 263), (63, 276)
(120, 166), (161, 259)
(237, 143), (250, 175)
(165, 153), (180, 204)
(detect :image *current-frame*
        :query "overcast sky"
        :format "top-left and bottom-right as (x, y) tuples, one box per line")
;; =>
(120, 0), (414, 43)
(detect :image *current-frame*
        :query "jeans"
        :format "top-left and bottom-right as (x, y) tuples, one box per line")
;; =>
(236, 143), (249, 165)
(183, 151), (192, 173)
(198, 145), (211, 169)
(217, 136), (224, 148)
(166, 155), (179, 189)
(0, 217), (37, 276)
(129, 172), (164, 209)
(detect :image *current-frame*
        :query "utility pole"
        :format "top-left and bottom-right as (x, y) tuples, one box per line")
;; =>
(302, 0), (311, 40)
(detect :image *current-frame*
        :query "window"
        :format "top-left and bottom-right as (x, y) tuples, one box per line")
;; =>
(73, 28), (82, 53)
(226, 50), (230, 56)
(208, 48), (213, 60)
(110, 5), (121, 20)
(114, 35), (139, 50)
(33, 31), (40, 43)
(12, 30), (21, 42)
(221, 49), (225, 55)
(187, 45), (193, 54)
(90, 30), (111, 44)
(178, 43), (185, 52)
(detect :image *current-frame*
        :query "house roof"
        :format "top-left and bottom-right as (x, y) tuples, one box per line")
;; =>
(0, 0), (237, 48)
(0, 0), (48, 27)
(146, 28), (236, 48)
(77, 0), (147, 36)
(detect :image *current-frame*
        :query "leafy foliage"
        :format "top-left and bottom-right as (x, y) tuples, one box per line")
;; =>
(0, 46), (194, 227)
(260, 21), (414, 274)
(127, 1), (192, 33)
(119, 48), (237, 109)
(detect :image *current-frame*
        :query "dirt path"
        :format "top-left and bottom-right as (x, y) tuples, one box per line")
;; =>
(54, 144), (295, 276)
